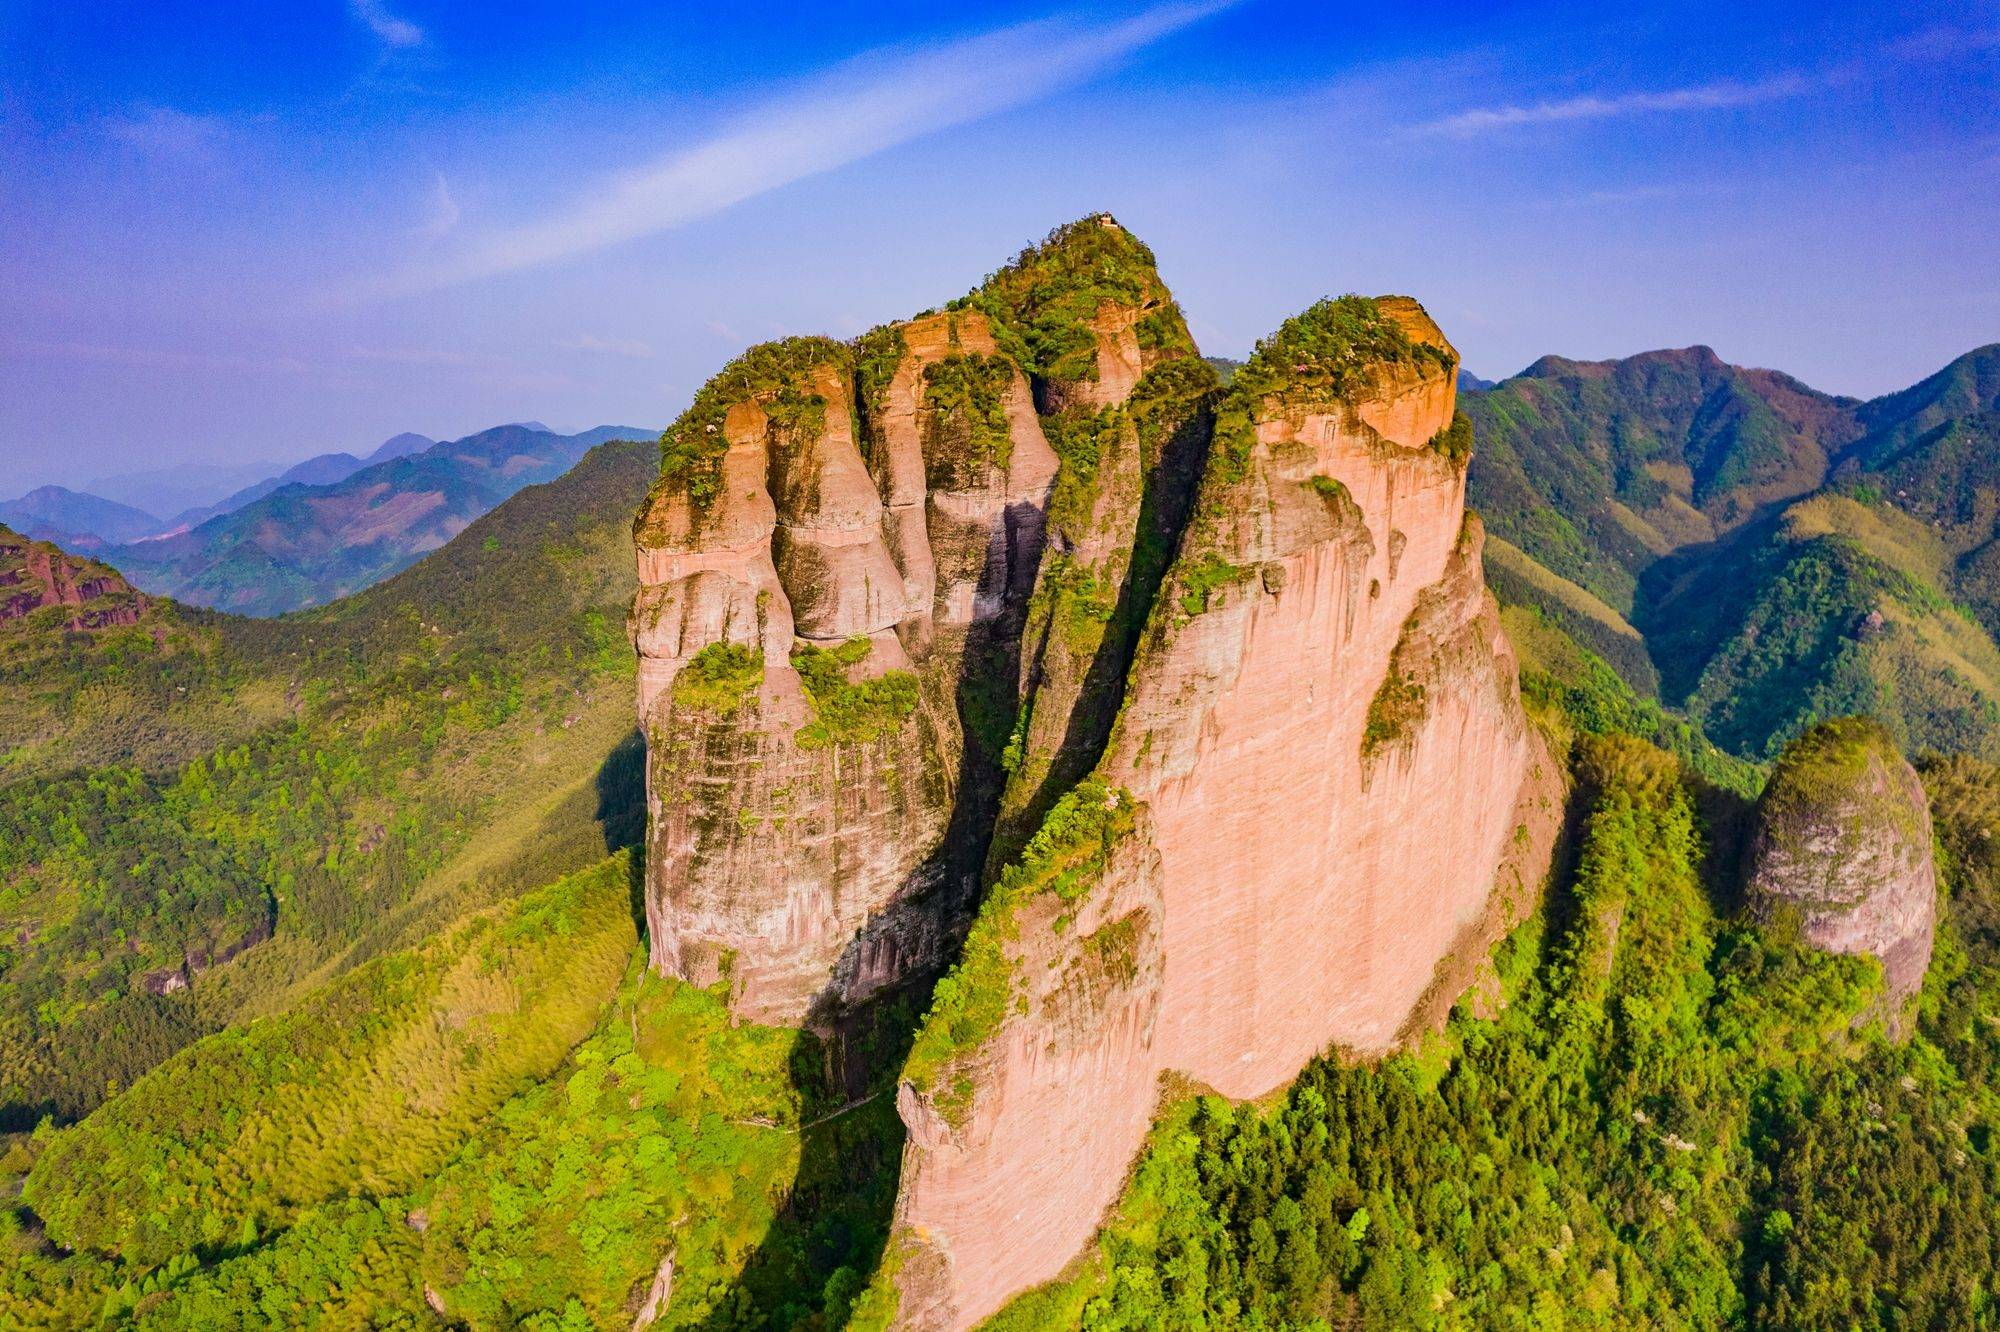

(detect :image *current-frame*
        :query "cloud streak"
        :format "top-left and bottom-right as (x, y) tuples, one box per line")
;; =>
(1417, 26), (2000, 139)
(414, 173), (461, 239)
(560, 335), (655, 359)
(351, 0), (424, 49)
(1417, 73), (1817, 137)
(102, 105), (231, 158)
(376, 1), (1233, 294)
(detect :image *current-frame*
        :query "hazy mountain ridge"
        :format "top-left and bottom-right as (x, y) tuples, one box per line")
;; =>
(102, 422), (653, 615)
(0, 486), (165, 549)
(158, 430), (438, 533)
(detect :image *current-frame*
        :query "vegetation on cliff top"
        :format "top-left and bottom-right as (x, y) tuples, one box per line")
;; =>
(791, 637), (920, 750)
(954, 214), (1179, 383)
(1210, 295), (1457, 486)
(648, 335), (850, 518)
(1749, 716), (1930, 908)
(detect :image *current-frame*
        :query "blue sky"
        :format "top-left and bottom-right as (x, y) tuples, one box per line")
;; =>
(2, 0), (1996, 495)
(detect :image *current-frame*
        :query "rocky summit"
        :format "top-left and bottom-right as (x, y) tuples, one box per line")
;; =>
(630, 217), (1555, 1327)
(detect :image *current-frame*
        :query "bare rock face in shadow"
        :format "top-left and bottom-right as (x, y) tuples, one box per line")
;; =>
(1743, 716), (1938, 1004)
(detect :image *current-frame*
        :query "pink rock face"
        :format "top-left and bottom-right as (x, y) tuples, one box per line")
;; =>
(633, 298), (1164, 1026)
(0, 529), (150, 629)
(894, 813), (1167, 1332)
(891, 302), (1540, 1329)
(635, 330), (1046, 1024)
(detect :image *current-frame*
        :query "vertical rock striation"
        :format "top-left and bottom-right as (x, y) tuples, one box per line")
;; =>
(631, 219), (1552, 1327)
(888, 297), (1538, 1329)
(631, 218), (1193, 1027)
(1743, 716), (1937, 1003)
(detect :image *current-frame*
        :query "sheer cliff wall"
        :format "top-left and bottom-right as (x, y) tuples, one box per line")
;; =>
(887, 297), (1541, 1330)
(629, 221), (1552, 1329)
(631, 219), (1199, 1026)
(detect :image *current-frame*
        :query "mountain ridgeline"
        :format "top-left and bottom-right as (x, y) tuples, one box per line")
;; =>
(102, 422), (653, 615)
(4, 218), (1997, 1331)
(1465, 342), (2000, 760)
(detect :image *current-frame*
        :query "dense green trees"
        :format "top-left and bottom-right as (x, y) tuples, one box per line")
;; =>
(1000, 732), (1997, 1330)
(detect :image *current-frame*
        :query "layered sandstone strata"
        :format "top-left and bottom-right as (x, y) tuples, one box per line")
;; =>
(631, 219), (1196, 1026)
(1743, 716), (1937, 1001)
(889, 297), (1539, 1329)
(0, 526), (150, 629)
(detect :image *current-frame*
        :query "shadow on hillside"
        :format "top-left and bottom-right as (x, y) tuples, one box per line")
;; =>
(594, 728), (649, 937)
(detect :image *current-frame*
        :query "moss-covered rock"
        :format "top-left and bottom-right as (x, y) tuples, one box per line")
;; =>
(1743, 716), (1937, 1002)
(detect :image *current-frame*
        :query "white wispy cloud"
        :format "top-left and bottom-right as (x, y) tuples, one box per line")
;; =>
(8, 339), (314, 375)
(377, 1), (1234, 294)
(1417, 73), (1816, 137)
(351, 0), (423, 48)
(345, 345), (483, 367)
(1417, 25), (2000, 139)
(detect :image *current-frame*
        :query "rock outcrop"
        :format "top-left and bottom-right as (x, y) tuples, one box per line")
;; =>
(888, 297), (1538, 1328)
(631, 218), (1200, 1026)
(632, 222), (1550, 1328)
(0, 525), (150, 629)
(1743, 716), (1937, 1002)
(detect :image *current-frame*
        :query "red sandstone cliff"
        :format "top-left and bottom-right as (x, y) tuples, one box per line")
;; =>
(631, 219), (1198, 1026)
(630, 223), (1553, 1328)
(886, 297), (1540, 1329)
(0, 525), (151, 630)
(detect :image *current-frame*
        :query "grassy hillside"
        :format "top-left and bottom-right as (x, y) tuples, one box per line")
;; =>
(22, 856), (635, 1269)
(0, 440), (656, 1125)
(1642, 493), (2000, 760)
(106, 424), (652, 616)
(1, 860), (907, 1330)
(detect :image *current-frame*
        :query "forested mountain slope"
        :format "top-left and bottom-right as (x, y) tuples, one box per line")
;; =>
(0, 439), (655, 1127)
(1469, 343), (2000, 760)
